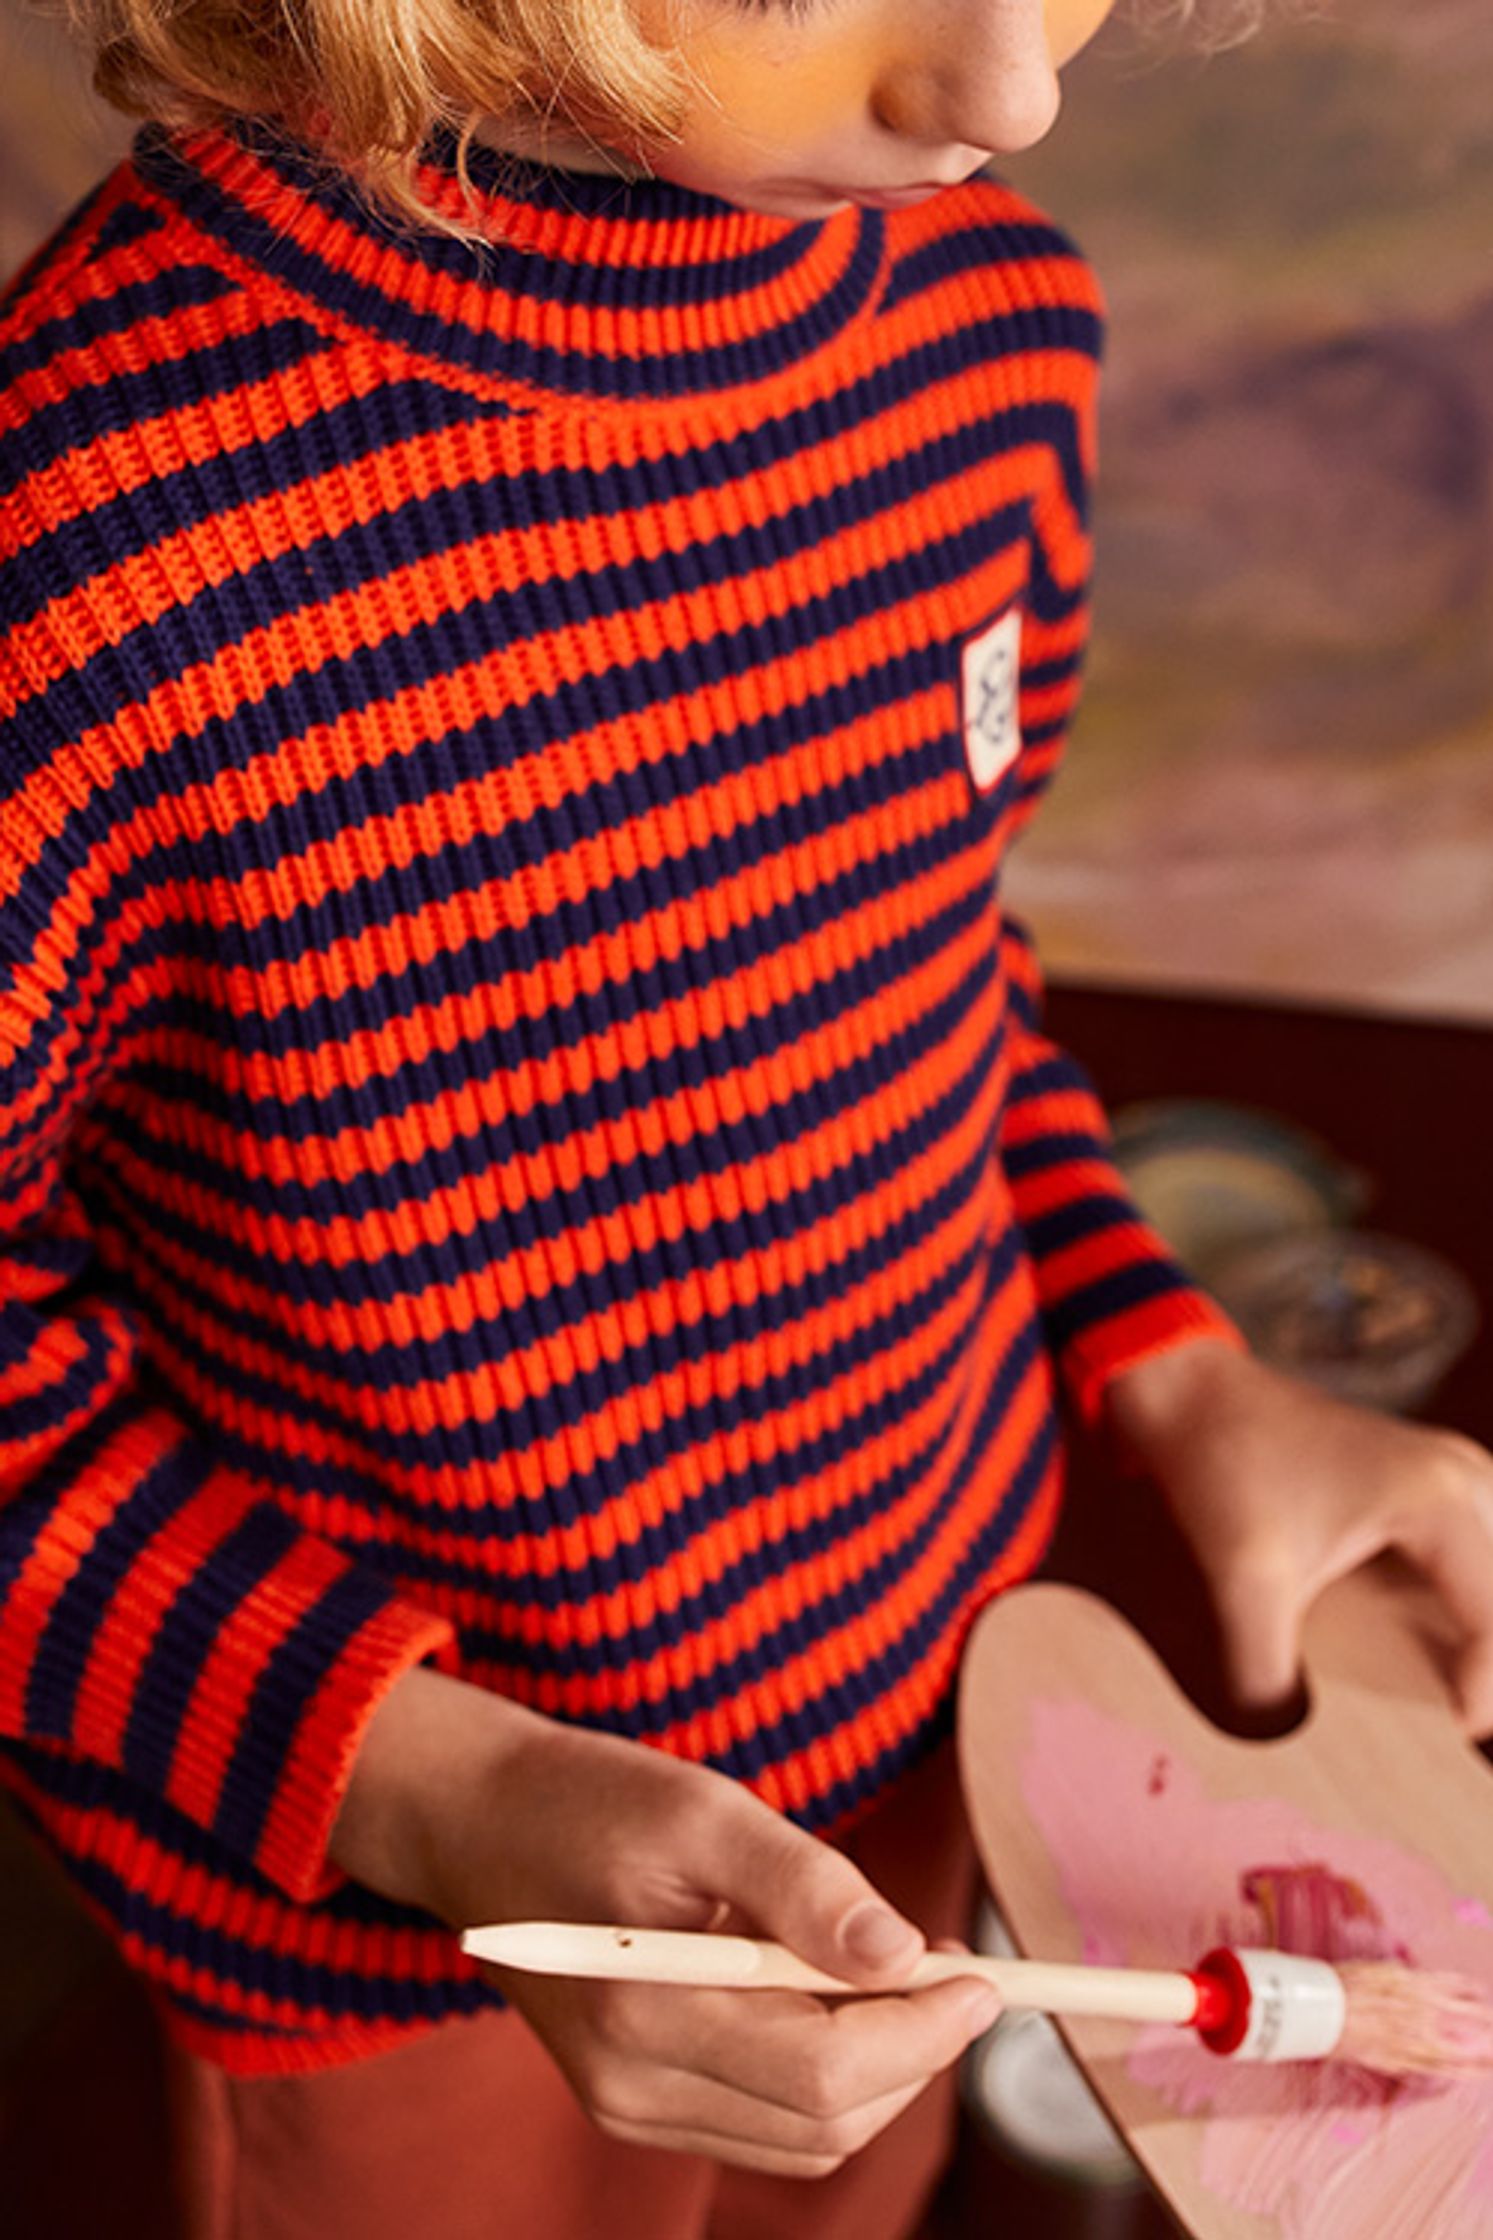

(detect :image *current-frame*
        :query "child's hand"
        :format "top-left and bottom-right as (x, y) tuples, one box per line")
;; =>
(329, 1669), (999, 2174)
(1103, 1339), (1493, 1733)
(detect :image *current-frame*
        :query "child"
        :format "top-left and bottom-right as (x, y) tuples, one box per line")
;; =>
(3, 1), (1492, 2234)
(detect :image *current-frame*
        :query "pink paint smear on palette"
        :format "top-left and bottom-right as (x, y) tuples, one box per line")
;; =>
(1019, 1699), (1493, 2239)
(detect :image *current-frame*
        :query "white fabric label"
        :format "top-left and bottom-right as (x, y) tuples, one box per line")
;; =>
(960, 605), (1023, 792)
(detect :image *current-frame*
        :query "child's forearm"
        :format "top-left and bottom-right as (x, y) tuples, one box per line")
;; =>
(328, 1664), (543, 1917)
(1100, 1333), (1254, 1463)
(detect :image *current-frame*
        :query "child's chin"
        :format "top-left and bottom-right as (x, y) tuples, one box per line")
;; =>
(643, 161), (852, 220)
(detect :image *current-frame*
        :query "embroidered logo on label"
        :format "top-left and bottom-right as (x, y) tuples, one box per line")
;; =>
(960, 606), (1023, 792)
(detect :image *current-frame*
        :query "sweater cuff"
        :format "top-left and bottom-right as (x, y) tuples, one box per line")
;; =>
(14, 1409), (455, 1904)
(170, 1562), (456, 1905)
(1059, 1283), (1247, 1432)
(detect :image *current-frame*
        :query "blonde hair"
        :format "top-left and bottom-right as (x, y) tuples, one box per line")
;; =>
(69, 0), (686, 231)
(1140, 0), (1283, 47)
(66, 0), (1275, 237)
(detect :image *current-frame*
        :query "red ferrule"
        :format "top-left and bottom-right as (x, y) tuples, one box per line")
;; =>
(1191, 1948), (1251, 2055)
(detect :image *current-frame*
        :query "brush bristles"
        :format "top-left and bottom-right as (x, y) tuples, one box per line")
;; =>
(1335, 1963), (1493, 2080)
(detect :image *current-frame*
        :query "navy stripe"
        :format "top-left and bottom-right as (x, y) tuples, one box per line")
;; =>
(212, 1565), (410, 1863)
(882, 205), (1091, 312)
(121, 1504), (302, 1793)
(90, 608), (1012, 945)
(25, 1434), (216, 1743)
(123, 1181), (1017, 1582)
(1001, 1117), (1111, 1180)
(1043, 1259), (1199, 1346)
(1021, 1194), (1139, 1259)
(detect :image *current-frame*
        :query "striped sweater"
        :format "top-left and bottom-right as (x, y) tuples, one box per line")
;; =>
(0, 125), (1234, 2073)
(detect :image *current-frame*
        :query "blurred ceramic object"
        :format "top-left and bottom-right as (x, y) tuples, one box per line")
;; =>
(1110, 1100), (1367, 1285)
(961, 1897), (1159, 2236)
(1209, 1229), (1479, 1413)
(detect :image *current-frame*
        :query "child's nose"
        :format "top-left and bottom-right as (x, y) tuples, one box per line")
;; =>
(874, 0), (1063, 159)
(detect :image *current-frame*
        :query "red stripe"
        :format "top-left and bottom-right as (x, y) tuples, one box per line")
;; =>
(0, 1404), (175, 1740)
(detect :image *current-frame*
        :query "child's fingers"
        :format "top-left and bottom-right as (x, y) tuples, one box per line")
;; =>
(592, 2071), (928, 2177)
(613, 1975), (1000, 2113)
(575, 1977), (996, 2174)
(1208, 1549), (1306, 1711)
(1391, 1434), (1493, 1730)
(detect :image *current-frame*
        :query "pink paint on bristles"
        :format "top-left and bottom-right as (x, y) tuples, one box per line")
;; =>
(1333, 1962), (1493, 2080)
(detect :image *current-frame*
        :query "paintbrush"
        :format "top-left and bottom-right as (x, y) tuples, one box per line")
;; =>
(460, 1921), (1493, 2081)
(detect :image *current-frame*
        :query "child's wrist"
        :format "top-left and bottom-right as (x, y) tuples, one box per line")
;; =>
(1101, 1334), (1257, 1458)
(327, 1664), (538, 1914)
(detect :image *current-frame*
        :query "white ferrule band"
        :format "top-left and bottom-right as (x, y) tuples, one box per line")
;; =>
(1229, 1951), (1347, 2062)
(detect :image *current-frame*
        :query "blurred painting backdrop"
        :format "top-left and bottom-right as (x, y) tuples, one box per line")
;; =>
(3, 0), (1491, 1019)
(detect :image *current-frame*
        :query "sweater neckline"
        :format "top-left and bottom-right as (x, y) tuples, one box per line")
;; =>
(134, 124), (890, 403)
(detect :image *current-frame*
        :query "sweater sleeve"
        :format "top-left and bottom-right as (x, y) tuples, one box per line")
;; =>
(0, 732), (454, 1903)
(992, 350), (1244, 1424)
(996, 912), (1244, 1426)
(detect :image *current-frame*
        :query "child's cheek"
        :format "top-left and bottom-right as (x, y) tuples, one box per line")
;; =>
(1045, 0), (1121, 69)
(639, 4), (893, 155)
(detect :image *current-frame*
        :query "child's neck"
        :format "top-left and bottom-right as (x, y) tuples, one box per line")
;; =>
(473, 116), (647, 185)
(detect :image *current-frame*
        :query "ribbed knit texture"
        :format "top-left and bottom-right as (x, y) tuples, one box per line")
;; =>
(0, 124), (1238, 2072)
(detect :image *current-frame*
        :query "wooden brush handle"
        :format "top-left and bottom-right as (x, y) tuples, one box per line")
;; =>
(460, 1921), (1201, 2025)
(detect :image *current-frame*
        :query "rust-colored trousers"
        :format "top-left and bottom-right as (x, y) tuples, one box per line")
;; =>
(168, 1747), (980, 2240)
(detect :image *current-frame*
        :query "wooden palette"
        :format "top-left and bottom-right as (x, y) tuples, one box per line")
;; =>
(956, 1563), (1493, 2240)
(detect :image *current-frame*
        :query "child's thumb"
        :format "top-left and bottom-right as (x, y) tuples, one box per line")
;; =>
(1212, 1558), (1304, 1713)
(707, 1791), (925, 1990)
